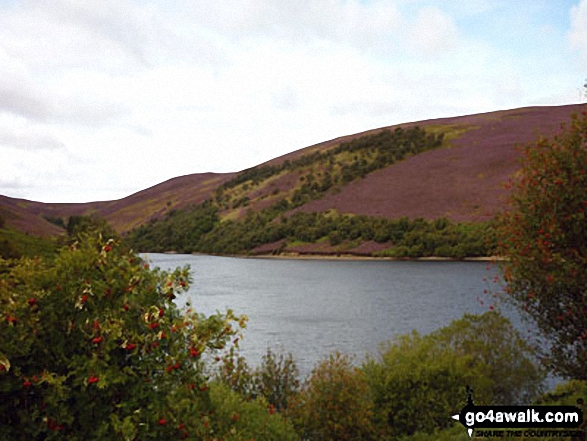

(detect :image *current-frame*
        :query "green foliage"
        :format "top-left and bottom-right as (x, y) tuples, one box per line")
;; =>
(43, 215), (66, 229)
(254, 348), (301, 413)
(535, 379), (587, 407)
(66, 215), (117, 239)
(498, 111), (587, 380)
(432, 313), (544, 405)
(127, 203), (219, 253)
(218, 126), (444, 195)
(127, 207), (496, 258)
(400, 423), (469, 441)
(289, 352), (375, 441)
(125, 125), (492, 259)
(217, 347), (301, 415)
(207, 382), (299, 441)
(0, 227), (60, 260)
(0, 232), (247, 440)
(362, 313), (544, 439)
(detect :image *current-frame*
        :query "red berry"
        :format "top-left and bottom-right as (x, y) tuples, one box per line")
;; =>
(88, 376), (99, 384)
(93, 336), (103, 344)
(27, 298), (36, 306)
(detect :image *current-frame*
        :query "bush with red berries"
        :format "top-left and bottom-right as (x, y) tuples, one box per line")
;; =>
(498, 111), (587, 380)
(0, 233), (256, 439)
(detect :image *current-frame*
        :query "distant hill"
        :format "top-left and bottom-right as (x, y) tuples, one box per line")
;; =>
(1, 104), (584, 251)
(0, 173), (235, 236)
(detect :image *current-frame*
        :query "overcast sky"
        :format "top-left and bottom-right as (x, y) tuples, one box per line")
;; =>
(1, 0), (586, 203)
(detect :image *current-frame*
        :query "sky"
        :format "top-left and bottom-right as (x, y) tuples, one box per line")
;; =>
(1, 0), (587, 203)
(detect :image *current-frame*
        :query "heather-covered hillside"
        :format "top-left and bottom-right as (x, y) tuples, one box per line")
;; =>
(1, 104), (584, 258)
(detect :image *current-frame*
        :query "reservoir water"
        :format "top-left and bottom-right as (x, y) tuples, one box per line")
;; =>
(144, 253), (519, 377)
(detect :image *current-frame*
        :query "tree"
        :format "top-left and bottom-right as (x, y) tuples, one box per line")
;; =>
(363, 313), (543, 439)
(0, 232), (248, 439)
(498, 111), (587, 379)
(290, 352), (374, 441)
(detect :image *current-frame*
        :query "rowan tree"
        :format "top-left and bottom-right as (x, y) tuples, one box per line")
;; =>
(498, 110), (587, 379)
(0, 233), (249, 439)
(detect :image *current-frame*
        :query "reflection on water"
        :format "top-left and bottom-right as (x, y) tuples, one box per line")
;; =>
(144, 254), (521, 377)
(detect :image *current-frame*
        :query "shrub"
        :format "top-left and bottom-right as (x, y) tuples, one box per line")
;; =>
(208, 382), (299, 441)
(290, 352), (374, 441)
(217, 347), (300, 414)
(363, 313), (544, 439)
(0, 232), (246, 440)
(253, 348), (300, 413)
(498, 111), (587, 379)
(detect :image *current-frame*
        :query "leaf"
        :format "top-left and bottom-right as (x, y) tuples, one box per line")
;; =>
(0, 354), (10, 373)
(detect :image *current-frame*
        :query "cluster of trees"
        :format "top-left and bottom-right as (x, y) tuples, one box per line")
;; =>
(0, 214), (122, 261)
(0, 229), (584, 440)
(218, 126), (444, 193)
(214, 126), (445, 213)
(0, 231), (550, 441)
(212, 313), (550, 440)
(0, 225), (59, 261)
(126, 125), (478, 258)
(127, 203), (219, 255)
(127, 208), (495, 258)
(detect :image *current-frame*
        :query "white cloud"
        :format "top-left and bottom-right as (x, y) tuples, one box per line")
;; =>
(0, 0), (582, 202)
(406, 7), (459, 55)
(186, 0), (403, 51)
(569, 0), (587, 67)
(0, 126), (65, 151)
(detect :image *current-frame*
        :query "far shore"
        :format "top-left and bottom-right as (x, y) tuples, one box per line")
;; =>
(240, 253), (505, 262)
(158, 250), (506, 262)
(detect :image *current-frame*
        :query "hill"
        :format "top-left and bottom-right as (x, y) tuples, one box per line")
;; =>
(1, 104), (584, 257)
(0, 172), (235, 236)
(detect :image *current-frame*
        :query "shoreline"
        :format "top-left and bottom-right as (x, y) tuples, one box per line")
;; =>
(241, 253), (504, 262)
(175, 250), (505, 262)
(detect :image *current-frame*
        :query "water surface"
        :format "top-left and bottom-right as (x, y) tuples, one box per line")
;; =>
(144, 254), (511, 376)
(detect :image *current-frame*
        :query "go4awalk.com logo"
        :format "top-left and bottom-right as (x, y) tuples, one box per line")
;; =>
(452, 387), (585, 438)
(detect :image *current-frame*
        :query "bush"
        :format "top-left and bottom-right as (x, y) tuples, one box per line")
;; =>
(254, 348), (300, 413)
(207, 382), (299, 441)
(432, 312), (544, 405)
(498, 111), (587, 379)
(363, 313), (544, 439)
(289, 352), (374, 441)
(0, 233), (246, 440)
(217, 347), (300, 414)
